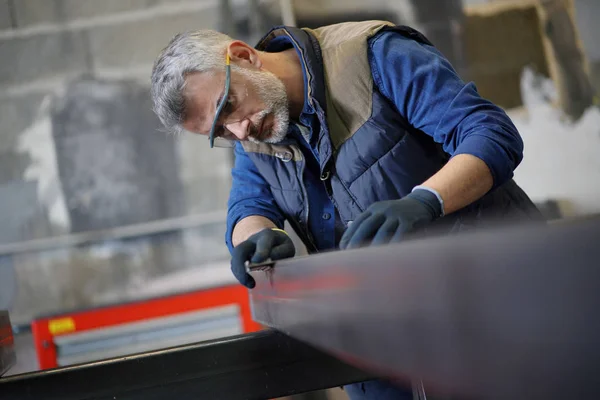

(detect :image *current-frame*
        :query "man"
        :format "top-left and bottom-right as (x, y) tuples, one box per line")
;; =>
(151, 20), (542, 399)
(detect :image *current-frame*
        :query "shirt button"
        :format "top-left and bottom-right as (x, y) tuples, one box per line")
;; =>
(322, 213), (331, 220)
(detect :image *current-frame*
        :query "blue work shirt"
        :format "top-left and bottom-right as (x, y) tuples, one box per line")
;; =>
(226, 30), (523, 253)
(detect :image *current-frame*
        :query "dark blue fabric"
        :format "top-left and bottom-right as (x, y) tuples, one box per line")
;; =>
(369, 31), (523, 188)
(226, 29), (336, 253)
(225, 24), (539, 254)
(289, 124), (337, 250)
(226, 142), (286, 241)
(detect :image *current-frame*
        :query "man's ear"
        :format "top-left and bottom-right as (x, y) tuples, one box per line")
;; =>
(227, 40), (262, 69)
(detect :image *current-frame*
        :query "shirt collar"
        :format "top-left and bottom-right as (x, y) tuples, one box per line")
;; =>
(255, 26), (327, 118)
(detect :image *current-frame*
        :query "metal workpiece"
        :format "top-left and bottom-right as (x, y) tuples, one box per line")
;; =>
(0, 330), (373, 400)
(0, 310), (15, 377)
(250, 217), (600, 400)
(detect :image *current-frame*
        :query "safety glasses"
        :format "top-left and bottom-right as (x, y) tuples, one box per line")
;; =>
(208, 54), (236, 148)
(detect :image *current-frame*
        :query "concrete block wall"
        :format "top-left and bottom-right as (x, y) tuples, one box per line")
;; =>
(0, 0), (237, 240)
(0, 1), (13, 30)
(0, 0), (266, 321)
(12, 0), (155, 26)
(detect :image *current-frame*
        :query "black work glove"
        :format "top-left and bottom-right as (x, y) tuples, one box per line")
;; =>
(231, 228), (295, 288)
(339, 188), (444, 250)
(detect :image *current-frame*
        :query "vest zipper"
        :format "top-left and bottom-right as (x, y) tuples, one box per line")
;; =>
(297, 156), (318, 252)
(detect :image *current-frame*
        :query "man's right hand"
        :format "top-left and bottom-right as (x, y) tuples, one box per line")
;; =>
(231, 228), (295, 288)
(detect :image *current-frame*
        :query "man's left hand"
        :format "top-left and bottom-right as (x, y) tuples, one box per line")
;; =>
(339, 188), (444, 249)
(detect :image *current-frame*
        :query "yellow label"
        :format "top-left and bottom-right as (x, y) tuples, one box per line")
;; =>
(48, 317), (76, 335)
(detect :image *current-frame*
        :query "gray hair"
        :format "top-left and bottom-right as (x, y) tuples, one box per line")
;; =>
(151, 30), (234, 135)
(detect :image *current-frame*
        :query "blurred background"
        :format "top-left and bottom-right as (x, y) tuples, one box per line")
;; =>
(0, 0), (599, 398)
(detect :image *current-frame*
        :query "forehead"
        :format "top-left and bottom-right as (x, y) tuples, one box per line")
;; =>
(182, 68), (250, 134)
(182, 70), (227, 134)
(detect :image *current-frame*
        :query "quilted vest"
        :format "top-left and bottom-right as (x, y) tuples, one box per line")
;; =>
(241, 21), (542, 251)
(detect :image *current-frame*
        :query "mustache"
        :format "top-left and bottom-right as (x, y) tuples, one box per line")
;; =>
(248, 122), (261, 138)
(248, 111), (269, 141)
(247, 121), (262, 141)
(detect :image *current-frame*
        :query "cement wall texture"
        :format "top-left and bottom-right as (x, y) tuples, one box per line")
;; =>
(0, 0), (263, 321)
(0, 0), (239, 241)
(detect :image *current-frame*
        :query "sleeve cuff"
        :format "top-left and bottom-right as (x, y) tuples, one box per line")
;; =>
(225, 208), (284, 254)
(453, 132), (517, 189)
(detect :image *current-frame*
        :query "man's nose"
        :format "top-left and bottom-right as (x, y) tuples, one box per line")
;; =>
(225, 119), (250, 141)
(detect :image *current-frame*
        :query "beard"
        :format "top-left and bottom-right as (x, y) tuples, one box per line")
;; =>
(235, 66), (290, 144)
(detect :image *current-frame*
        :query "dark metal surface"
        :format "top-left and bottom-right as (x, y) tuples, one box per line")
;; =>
(250, 217), (600, 400)
(0, 310), (15, 377)
(0, 330), (373, 400)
